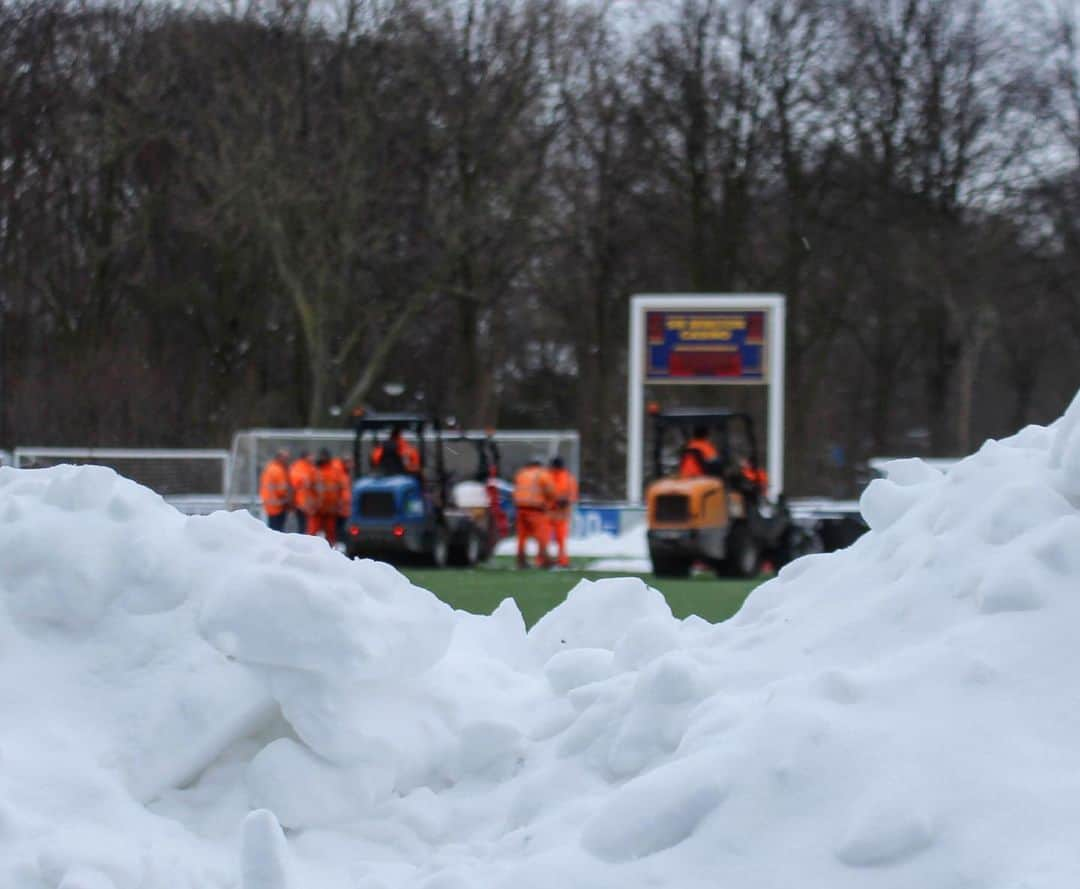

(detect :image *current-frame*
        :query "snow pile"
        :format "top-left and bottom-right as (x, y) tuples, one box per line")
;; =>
(6, 395), (1080, 887)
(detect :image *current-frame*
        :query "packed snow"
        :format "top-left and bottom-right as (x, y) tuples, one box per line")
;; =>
(6, 395), (1080, 887)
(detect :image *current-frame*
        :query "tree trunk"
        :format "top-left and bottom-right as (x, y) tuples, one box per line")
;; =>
(456, 297), (482, 427)
(870, 354), (894, 457)
(306, 343), (327, 427)
(924, 302), (963, 455)
(954, 310), (994, 452)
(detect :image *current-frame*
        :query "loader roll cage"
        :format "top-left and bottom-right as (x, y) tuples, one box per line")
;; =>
(352, 412), (429, 476)
(651, 408), (762, 485)
(350, 411), (502, 510)
(440, 431), (502, 483)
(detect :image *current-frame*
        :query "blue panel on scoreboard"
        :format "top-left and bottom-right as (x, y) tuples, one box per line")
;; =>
(646, 310), (767, 382)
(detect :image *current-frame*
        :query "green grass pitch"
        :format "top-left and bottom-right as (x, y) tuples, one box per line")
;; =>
(400, 558), (765, 628)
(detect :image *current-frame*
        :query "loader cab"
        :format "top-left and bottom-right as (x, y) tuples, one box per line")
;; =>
(651, 409), (763, 493)
(356, 413), (427, 477)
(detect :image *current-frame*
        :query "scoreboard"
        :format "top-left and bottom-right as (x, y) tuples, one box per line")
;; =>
(645, 310), (768, 382)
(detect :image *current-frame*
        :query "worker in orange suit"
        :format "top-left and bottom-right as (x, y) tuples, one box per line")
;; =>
(308, 449), (343, 545)
(513, 457), (555, 569)
(679, 426), (719, 478)
(331, 455), (352, 542)
(371, 426), (421, 474)
(546, 456), (578, 569)
(259, 449), (292, 532)
(288, 450), (316, 532)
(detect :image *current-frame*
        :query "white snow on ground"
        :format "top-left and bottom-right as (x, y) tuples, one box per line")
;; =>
(584, 557), (654, 573)
(496, 522), (648, 559)
(6, 395), (1080, 887)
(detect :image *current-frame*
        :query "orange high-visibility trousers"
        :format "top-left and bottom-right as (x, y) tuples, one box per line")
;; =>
(550, 518), (571, 567)
(517, 508), (551, 567)
(307, 513), (338, 545)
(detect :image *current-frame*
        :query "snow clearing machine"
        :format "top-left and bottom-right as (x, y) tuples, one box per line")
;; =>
(344, 411), (512, 567)
(645, 408), (820, 578)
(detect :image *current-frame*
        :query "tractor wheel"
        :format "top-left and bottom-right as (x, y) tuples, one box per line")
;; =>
(723, 524), (761, 578)
(449, 529), (482, 567)
(430, 526), (450, 568)
(775, 524), (823, 568)
(651, 555), (692, 578)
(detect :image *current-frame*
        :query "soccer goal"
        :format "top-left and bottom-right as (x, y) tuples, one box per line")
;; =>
(12, 447), (231, 514)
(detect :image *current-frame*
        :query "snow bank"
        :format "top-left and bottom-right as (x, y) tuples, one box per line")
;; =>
(5, 396), (1080, 887)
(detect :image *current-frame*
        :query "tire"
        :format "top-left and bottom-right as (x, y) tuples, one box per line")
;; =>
(775, 524), (823, 568)
(430, 526), (450, 568)
(449, 529), (482, 567)
(651, 554), (692, 578)
(723, 524), (761, 578)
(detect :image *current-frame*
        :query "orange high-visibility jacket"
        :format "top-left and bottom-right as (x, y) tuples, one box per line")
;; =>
(289, 457), (316, 514)
(514, 465), (555, 510)
(402, 440), (420, 473)
(259, 460), (292, 516)
(331, 457), (352, 517)
(741, 464), (768, 493)
(372, 439), (421, 473)
(679, 438), (719, 478)
(312, 462), (344, 515)
(548, 467), (579, 521)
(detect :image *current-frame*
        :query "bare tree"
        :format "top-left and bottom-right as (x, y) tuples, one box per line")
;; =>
(831, 0), (1025, 454)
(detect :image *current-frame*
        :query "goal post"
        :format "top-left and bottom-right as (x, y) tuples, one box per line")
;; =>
(626, 294), (786, 503)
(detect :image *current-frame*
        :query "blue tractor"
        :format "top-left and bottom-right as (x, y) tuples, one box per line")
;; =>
(344, 412), (512, 567)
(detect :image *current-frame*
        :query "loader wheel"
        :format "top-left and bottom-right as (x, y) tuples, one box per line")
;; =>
(450, 529), (482, 567)
(651, 555), (691, 578)
(723, 524), (761, 578)
(775, 525), (823, 568)
(430, 526), (450, 568)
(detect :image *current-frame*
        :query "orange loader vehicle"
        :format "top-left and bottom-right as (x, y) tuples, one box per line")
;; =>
(645, 408), (820, 578)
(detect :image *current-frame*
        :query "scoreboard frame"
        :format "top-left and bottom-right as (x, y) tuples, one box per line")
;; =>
(626, 294), (786, 502)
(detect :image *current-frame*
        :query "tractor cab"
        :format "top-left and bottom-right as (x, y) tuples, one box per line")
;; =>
(645, 408), (813, 578)
(345, 411), (509, 566)
(652, 409), (766, 495)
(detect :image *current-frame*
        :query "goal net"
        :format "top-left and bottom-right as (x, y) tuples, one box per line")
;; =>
(12, 447), (231, 514)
